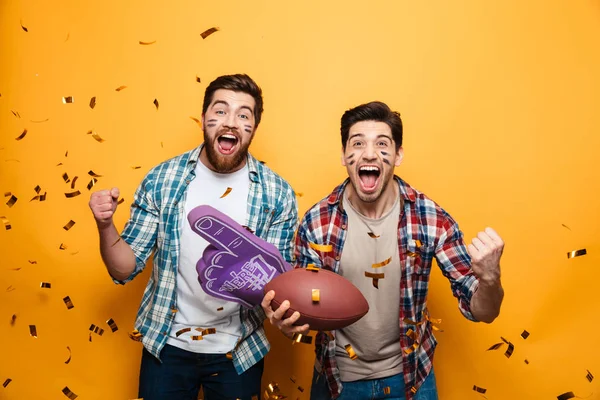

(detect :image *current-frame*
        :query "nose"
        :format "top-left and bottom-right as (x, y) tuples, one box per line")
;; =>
(362, 142), (377, 161)
(223, 112), (239, 130)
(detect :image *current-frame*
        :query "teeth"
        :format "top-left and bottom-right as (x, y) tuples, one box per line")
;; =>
(359, 166), (379, 172)
(221, 134), (237, 140)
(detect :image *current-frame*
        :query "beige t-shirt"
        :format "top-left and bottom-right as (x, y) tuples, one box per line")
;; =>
(335, 189), (403, 382)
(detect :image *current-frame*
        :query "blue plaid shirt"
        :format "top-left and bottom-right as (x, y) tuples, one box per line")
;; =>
(116, 145), (298, 373)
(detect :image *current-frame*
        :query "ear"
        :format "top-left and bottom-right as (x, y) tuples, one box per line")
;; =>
(201, 114), (205, 126)
(341, 146), (347, 166)
(394, 147), (404, 167)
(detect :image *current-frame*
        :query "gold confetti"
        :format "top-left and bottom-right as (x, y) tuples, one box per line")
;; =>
(191, 335), (203, 340)
(312, 289), (320, 302)
(190, 116), (201, 126)
(586, 370), (594, 382)
(292, 333), (313, 345)
(521, 330), (530, 339)
(309, 242), (333, 252)
(557, 392), (579, 400)
(487, 342), (503, 351)
(407, 251), (418, 257)
(220, 187), (232, 198)
(372, 257), (391, 269)
(40, 282), (51, 289)
(59, 243), (68, 250)
(63, 296), (74, 309)
(107, 318), (118, 333)
(28, 260), (37, 265)
(34, 185), (41, 194)
(15, 129), (28, 140)
(211, 373), (219, 377)
(117, 198), (125, 205)
(383, 387), (391, 395)
(3, 378), (11, 388)
(198, 328), (216, 335)
(365, 271), (384, 288)
(111, 237), (121, 247)
(473, 385), (487, 394)
(65, 190), (81, 198)
(1, 216), (11, 230)
(525, 359), (529, 364)
(196, 75), (201, 83)
(307, 264), (320, 272)
(87, 130), (106, 143)
(20, 20), (28, 32)
(171, 308), (178, 313)
(344, 344), (358, 360)
(65, 32), (70, 41)
(89, 96), (96, 109)
(62, 96), (74, 104)
(129, 329), (143, 341)
(89, 324), (104, 336)
(115, 86), (127, 91)
(226, 352), (233, 360)
(131, 166), (141, 170)
(367, 232), (380, 238)
(139, 40), (156, 45)
(200, 27), (219, 39)
(153, 98), (159, 110)
(176, 328), (192, 337)
(562, 223), (571, 231)
(30, 118), (49, 123)
(504, 342), (514, 358)
(217, 307), (224, 311)
(87, 178), (97, 190)
(5, 194), (17, 208)
(88, 170), (103, 178)
(242, 225), (255, 234)
(11, 110), (21, 118)
(65, 346), (72, 364)
(567, 249), (586, 259)
(62, 172), (70, 183)
(295, 191), (304, 197)
(29, 325), (38, 338)
(10, 314), (16, 325)
(70, 176), (78, 189)
(62, 386), (78, 399)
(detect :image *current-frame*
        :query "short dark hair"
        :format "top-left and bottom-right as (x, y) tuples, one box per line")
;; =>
(340, 101), (403, 151)
(202, 74), (264, 126)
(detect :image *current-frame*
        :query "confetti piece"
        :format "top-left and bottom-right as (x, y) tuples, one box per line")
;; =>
(1, 216), (11, 230)
(473, 385), (487, 394)
(60, 243), (68, 250)
(87, 130), (105, 143)
(226, 352), (232, 360)
(500, 336), (510, 344)
(15, 129), (27, 141)
(89, 97), (96, 109)
(86, 178), (97, 190)
(65, 190), (81, 198)
(3, 378), (11, 388)
(410, 387), (417, 394)
(171, 308), (178, 313)
(309, 242), (333, 252)
(306, 264), (320, 272)
(586, 370), (594, 382)
(200, 27), (219, 39)
(191, 335), (203, 340)
(220, 187), (232, 198)
(562, 224), (572, 231)
(5, 194), (17, 208)
(344, 344), (358, 360)
(88, 170), (103, 178)
(190, 116), (201, 126)
(70, 177), (78, 189)
(365, 272), (384, 279)
(89, 324), (104, 336)
(139, 40), (156, 45)
(65, 33), (70, 42)
(7, 285), (16, 292)
(29, 325), (37, 338)
(153, 99), (159, 110)
(129, 329), (143, 341)
(40, 282), (51, 289)
(65, 346), (72, 364)
(11, 110), (21, 118)
(557, 393), (578, 400)
(131, 166), (141, 170)
(62, 173), (70, 183)
(176, 328), (192, 337)
(111, 237), (121, 247)
(312, 289), (320, 302)
(62, 96), (74, 104)
(383, 387), (391, 395)
(197, 328), (216, 335)
(242, 225), (255, 234)
(30, 118), (49, 123)
(521, 330), (530, 339)
(292, 333), (313, 345)
(406, 251), (418, 257)
(367, 232), (380, 238)
(525, 359), (529, 364)
(20, 20), (28, 32)
(487, 342), (503, 351)
(504, 342), (514, 358)
(62, 386), (78, 399)
(34, 185), (41, 194)
(117, 198), (124, 205)
(107, 318), (118, 333)
(63, 296), (74, 309)
(217, 307), (224, 311)
(196, 75), (201, 83)
(372, 257), (392, 269)
(567, 249), (586, 259)
(10, 314), (16, 325)
(115, 86), (127, 91)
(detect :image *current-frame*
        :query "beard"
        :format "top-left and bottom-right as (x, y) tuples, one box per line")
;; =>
(203, 128), (252, 173)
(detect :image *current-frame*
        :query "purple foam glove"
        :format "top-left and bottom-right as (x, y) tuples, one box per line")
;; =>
(188, 205), (292, 308)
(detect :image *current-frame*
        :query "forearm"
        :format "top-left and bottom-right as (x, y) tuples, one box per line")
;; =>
(98, 223), (137, 281)
(470, 278), (504, 323)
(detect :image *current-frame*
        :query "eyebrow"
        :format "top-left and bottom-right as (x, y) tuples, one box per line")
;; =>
(348, 133), (392, 141)
(211, 100), (254, 115)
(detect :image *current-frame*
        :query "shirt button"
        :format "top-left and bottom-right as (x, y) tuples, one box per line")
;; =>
(162, 331), (167, 336)
(185, 179), (190, 185)
(264, 208), (270, 213)
(174, 200), (178, 205)
(335, 256), (340, 261)
(341, 224), (347, 229)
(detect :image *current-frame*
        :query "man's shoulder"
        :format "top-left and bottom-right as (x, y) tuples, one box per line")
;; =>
(301, 182), (345, 225)
(251, 156), (294, 193)
(398, 178), (455, 224)
(146, 147), (198, 177)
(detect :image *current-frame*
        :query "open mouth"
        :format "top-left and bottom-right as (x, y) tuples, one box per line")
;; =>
(217, 133), (239, 155)
(358, 165), (381, 192)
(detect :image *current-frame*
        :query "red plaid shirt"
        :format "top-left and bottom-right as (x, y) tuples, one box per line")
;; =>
(294, 177), (480, 399)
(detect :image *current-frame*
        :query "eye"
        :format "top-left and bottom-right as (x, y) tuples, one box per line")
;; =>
(239, 114), (249, 120)
(352, 141), (363, 147)
(215, 110), (225, 115)
(378, 141), (389, 147)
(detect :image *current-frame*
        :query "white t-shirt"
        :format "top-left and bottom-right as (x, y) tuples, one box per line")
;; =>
(167, 160), (249, 353)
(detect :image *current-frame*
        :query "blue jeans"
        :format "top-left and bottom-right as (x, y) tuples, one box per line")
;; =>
(139, 344), (264, 400)
(310, 368), (438, 400)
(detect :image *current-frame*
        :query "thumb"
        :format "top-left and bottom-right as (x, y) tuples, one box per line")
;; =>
(110, 187), (120, 200)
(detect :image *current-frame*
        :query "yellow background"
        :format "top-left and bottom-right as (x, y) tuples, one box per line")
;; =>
(1, 0), (599, 398)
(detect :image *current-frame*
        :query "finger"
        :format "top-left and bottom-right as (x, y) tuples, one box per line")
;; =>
(471, 237), (486, 252)
(285, 324), (310, 336)
(110, 187), (120, 200)
(272, 300), (291, 321)
(261, 290), (275, 309)
(467, 243), (479, 258)
(477, 231), (493, 247)
(280, 311), (301, 327)
(484, 227), (503, 245)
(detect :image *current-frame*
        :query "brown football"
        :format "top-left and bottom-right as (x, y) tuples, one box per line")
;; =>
(264, 267), (369, 331)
